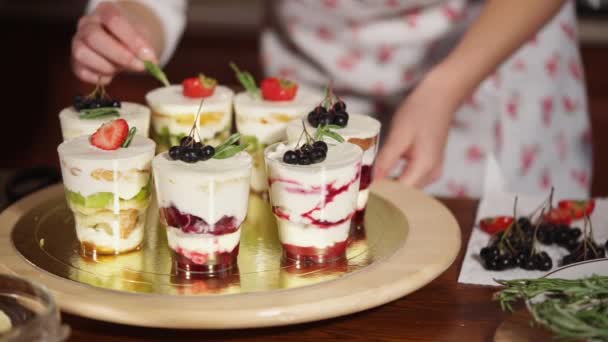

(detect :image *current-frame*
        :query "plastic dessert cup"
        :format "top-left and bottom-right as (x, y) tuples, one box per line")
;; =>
(59, 102), (151, 141)
(286, 114), (380, 227)
(145, 85), (233, 152)
(152, 151), (252, 274)
(265, 142), (363, 263)
(233, 87), (321, 194)
(57, 135), (155, 257)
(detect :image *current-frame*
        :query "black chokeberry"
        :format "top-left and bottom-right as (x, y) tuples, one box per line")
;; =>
(300, 144), (312, 153)
(180, 136), (194, 147)
(318, 114), (333, 126)
(169, 146), (182, 160)
(193, 142), (203, 149)
(181, 148), (199, 163)
(307, 112), (320, 127)
(310, 148), (326, 163)
(480, 246), (499, 260)
(483, 257), (501, 271)
(333, 100), (346, 112)
(569, 228), (582, 240)
(536, 227), (554, 245)
(201, 145), (215, 160)
(110, 100), (121, 108)
(333, 113), (349, 127)
(312, 141), (328, 153)
(536, 252), (553, 271)
(283, 150), (298, 164)
(297, 153), (312, 165)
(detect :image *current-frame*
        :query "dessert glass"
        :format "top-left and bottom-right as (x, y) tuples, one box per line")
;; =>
(153, 151), (252, 274)
(146, 85), (233, 152)
(286, 114), (380, 227)
(58, 135), (155, 257)
(265, 142), (363, 263)
(59, 102), (150, 141)
(233, 87), (321, 194)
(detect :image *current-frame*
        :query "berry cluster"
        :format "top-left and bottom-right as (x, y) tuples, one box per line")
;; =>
(283, 141), (328, 165)
(74, 86), (121, 111)
(480, 217), (553, 271)
(307, 100), (349, 128)
(169, 136), (215, 163)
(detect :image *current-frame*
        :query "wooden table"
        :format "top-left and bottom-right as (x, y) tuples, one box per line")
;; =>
(61, 198), (510, 342)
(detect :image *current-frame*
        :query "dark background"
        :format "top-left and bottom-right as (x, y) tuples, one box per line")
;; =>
(1, 0), (607, 195)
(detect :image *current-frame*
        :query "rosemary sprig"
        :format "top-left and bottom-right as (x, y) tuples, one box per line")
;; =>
(494, 275), (608, 340)
(121, 127), (137, 148)
(315, 124), (344, 143)
(213, 133), (248, 159)
(78, 107), (120, 120)
(229, 62), (261, 99)
(144, 60), (170, 87)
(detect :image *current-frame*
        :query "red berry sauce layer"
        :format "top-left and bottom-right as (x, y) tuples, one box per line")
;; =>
(161, 206), (240, 235)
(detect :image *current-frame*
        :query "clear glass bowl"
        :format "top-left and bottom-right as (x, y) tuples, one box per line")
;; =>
(0, 274), (69, 341)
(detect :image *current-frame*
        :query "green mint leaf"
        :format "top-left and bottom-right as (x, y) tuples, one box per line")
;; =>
(322, 130), (344, 143)
(78, 107), (120, 120)
(213, 144), (248, 159)
(144, 60), (170, 87)
(121, 127), (137, 148)
(215, 133), (241, 152)
(325, 124), (342, 130)
(229, 62), (260, 99)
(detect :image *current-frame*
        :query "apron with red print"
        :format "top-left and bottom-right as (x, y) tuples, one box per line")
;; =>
(261, 0), (591, 199)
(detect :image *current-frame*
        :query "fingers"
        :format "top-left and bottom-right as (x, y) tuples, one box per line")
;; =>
(373, 131), (413, 180)
(72, 39), (117, 75)
(72, 64), (113, 85)
(398, 155), (443, 188)
(96, 2), (157, 62)
(77, 20), (145, 71)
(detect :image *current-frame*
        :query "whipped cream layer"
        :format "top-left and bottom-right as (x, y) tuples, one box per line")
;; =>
(146, 85), (233, 139)
(265, 142), (362, 248)
(166, 226), (240, 255)
(59, 102), (151, 141)
(152, 152), (252, 224)
(234, 87), (322, 145)
(58, 135), (155, 199)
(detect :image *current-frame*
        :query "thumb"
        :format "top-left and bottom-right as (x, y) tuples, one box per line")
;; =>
(373, 133), (413, 180)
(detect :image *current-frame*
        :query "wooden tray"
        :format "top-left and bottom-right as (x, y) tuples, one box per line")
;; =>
(0, 181), (460, 329)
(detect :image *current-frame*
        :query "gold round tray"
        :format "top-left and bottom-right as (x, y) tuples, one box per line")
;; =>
(0, 181), (460, 329)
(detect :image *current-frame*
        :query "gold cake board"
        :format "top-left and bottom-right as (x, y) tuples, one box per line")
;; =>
(0, 181), (460, 329)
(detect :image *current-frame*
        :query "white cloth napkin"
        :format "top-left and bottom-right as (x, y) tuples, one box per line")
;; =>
(457, 156), (608, 286)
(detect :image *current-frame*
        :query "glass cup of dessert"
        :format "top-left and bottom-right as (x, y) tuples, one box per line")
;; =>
(146, 74), (234, 152)
(265, 135), (363, 264)
(60, 87), (150, 141)
(231, 63), (321, 195)
(287, 114), (380, 228)
(58, 119), (155, 258)
(153, 129), (252, 274)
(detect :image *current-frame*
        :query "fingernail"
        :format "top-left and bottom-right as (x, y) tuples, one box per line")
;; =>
(131, 58), (145, 71)
(137, 47), (157, 63)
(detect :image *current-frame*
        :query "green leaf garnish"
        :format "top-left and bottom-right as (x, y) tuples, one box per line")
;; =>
(213, 133), (248, 159)
(229, 62), (261, 99)
(121, 127), (137, 148)
(79, 107), (120, 120)
(144, 60), (170, 87)
(315, 124), (344, 143)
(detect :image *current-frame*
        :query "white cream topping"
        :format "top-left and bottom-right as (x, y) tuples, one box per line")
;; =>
(166, 226), (241, 254)
(277, 218), (350, 248)
(152, 152), (252, 223)
(146, 85), (233, 139)
(58, 135), (155, 199)
(286, 113), (381, 142)
(59, 102), (151, 141)
(265, 142), (361, 231)
(234, 87), (322, 145)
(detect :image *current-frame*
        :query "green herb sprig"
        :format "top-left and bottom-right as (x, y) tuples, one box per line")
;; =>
(121, 127), (137, 148)
(494, 275), (608, 340)
(144, 60), (170, 87)
(229, 62), (261, 99)
(79, 107), (120, 120)
(213, 133), (248, 159)
(315, 124), (345, 143)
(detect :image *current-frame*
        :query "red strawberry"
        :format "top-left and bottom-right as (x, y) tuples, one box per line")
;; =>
(261, 77), (298, 101)
(90, 119), (129, 151)
(182, 74), (217, 98)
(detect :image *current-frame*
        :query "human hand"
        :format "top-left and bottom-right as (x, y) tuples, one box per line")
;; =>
(71, 1), (158, 84)
(374, 69), (463, 188)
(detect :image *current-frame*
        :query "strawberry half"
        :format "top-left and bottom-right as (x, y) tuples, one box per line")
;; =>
(261, 77), (298, 101)
(558, 199), (595, 219)
(182, 74), (217, 98)
(90, 119), (129, 150)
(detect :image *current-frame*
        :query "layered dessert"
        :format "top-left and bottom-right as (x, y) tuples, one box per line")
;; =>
(60, 89), (150, 141)
(265, 139), (363, 263)
(231, 63), (321, 193)
(146, 74), (233, 152)
(58, 119), (155, 256)
(153, 129), (252, 273)
(287, 113), (381, 227)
